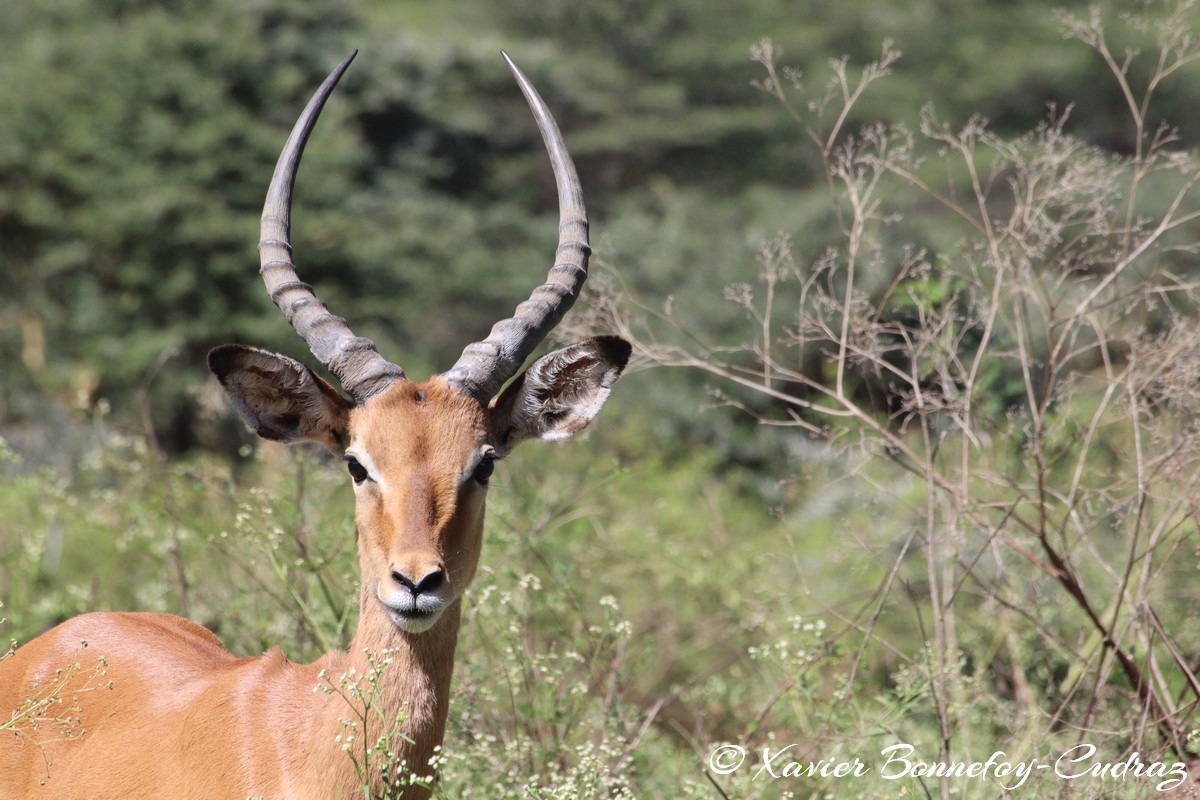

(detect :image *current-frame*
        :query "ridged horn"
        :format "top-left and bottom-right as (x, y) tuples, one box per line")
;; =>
(259, 50), (405, 403)
(442, 52), (590, 401)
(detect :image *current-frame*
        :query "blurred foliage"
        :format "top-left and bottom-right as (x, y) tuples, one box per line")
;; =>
(4, 407), (1196, 795)
(4, 0), (1197, 465)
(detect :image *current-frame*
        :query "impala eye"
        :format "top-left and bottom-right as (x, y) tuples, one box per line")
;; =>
(346, 456), (369, 484)
(473, 453), (496, 486)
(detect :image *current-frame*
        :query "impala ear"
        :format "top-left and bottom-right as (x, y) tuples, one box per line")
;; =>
(208, 345), (351, 452)
(488, 336), (630, 452)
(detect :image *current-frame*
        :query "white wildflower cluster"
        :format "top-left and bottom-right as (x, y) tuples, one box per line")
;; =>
(433, 571), (648, 798)
(318, 648), (436, 799)
(747, 616), (827, 674)
(590, 594), (634, 641)
(228, 488), (285, 552)
(521, 739), (638, 800)
(0, 649), (110, 742)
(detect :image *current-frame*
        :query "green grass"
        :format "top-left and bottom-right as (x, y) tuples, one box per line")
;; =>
(4, 414), (1195, 797)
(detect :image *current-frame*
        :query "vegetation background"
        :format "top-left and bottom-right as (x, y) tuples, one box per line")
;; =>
(2, 0), (1200, 797)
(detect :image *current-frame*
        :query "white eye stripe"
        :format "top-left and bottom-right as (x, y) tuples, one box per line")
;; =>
(346, 445), (495, 488)
(344, 447), (385, 489)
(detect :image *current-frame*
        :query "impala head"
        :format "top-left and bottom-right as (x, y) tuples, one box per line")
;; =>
(209, 52), (629, 635)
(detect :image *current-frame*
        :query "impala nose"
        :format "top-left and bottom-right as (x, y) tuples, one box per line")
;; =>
(390, 566), (445, 596)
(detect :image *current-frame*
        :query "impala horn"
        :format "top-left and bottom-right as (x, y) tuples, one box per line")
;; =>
(258, 50), (406, 403)
(442, 52), (591, 402)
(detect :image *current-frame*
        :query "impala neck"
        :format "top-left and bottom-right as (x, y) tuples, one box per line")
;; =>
(318, 589), (462, 795)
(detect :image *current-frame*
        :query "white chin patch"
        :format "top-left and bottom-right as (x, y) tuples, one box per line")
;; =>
(385, 605), (444, 633)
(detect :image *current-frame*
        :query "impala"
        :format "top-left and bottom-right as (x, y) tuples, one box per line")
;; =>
(0, 51), (629, 799)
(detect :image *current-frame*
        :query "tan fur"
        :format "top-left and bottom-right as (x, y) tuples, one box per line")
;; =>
(0, 378), (488, 800)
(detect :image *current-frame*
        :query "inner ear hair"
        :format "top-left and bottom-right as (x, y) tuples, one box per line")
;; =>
(208, 345), (351, 451)
(490, 336), (630, 450)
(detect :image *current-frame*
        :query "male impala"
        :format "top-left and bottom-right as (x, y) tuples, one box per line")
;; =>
(0, 51), (628, 799)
